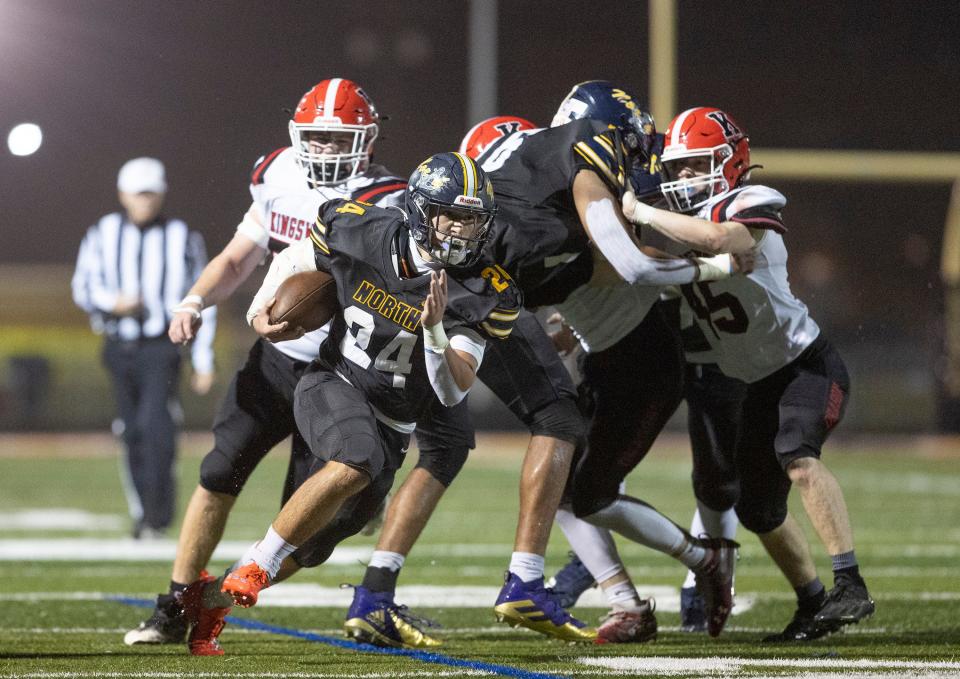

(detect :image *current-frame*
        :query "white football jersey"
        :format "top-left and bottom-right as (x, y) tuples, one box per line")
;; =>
(680, 185), (820, 383)
(555, 278), (660, 353)
(237, 147), (405, 362)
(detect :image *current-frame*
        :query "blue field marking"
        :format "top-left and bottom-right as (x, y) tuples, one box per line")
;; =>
(113, 596), (569, 679)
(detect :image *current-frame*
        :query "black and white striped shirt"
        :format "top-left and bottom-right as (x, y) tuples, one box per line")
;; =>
(71, 212), (216, 373)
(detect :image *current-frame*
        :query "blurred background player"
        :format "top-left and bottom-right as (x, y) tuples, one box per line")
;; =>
(123, 79), (411, 651)
(621, 105), (875, 641)
(72, 157), (216, 541)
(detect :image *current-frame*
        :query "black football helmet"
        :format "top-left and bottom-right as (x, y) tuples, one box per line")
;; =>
(552, 80), (662, 198)
(405, 152), (496, 267)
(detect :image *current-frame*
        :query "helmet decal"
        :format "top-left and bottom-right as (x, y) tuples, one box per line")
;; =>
(416, 165), (452, 194)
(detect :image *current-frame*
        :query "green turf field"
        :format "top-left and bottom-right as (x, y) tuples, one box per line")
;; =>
(1, 432), (958, 678)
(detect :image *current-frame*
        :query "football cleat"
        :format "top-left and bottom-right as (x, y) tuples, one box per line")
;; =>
(679, 585), (707, 633)
(220, 562), (271, 608)
(494, 572), (597, 643)
(546, 552), (596, 609)
(595, 600), (657, 644)
(343, 585), (442, 648)
(181, 573), (230, 656)
(814, 575), (875, 628)
(123, 595), (186, 645)
(762, 606), (834, 643)
(692, 537), (739, 637)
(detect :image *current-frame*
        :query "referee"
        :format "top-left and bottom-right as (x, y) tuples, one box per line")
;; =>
(72, 157), (217, 539)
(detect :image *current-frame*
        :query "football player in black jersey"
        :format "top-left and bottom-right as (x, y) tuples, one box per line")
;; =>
(473, 82), (749, 639)
(220, 152), (594, 644)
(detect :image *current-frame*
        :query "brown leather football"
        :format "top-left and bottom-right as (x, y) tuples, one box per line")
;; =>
(268, 270), (338, 332)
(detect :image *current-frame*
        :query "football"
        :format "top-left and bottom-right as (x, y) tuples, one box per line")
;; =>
(268, 270), (339, 332)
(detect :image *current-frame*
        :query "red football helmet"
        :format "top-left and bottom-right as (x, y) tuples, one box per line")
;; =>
(288, 78), (379, 186)
(458, 115), (537, 160)
(660, 107), (751, 212)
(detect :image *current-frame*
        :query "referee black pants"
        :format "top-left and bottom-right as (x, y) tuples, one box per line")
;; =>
(103, 336), (181, 533)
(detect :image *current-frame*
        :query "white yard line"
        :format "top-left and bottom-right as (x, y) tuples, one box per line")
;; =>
(4, 535), (960, 561)
(576, 656), (960, 676)
(0, 673), (492, 679)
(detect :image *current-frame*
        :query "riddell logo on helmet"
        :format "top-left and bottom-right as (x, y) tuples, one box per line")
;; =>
(454, 195), (483, 208)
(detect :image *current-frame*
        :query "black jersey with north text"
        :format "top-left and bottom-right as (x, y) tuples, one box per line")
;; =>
(478, 118), (627, 306)
(309, 198), (521, 423)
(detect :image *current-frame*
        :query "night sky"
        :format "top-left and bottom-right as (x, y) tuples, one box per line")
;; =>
(1, 0), (958, 345)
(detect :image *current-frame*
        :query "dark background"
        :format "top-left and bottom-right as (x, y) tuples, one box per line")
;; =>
(1, 0), (958, 430)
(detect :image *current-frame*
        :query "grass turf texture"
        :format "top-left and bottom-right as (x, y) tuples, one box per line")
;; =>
(1, 432), (959, 678)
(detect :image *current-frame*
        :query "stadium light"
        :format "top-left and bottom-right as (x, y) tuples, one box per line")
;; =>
(8, 122), (43, 156)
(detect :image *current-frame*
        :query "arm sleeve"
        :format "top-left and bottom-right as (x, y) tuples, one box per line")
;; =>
(424, 327), (486, 406)
(584, 197), (704, 286)
(185, 230), (216, 373)
(71, 225), (119, 314)
(235, 201), (270, 250)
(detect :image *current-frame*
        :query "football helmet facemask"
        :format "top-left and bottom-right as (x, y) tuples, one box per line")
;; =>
(289, 78), (379, 187)
(405, 152), (496, 268)
(660, 107), (751, 213)
(459, 115), (538, 160)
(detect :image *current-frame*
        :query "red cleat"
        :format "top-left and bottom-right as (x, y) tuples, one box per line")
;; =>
(221, 562), (271, 608)
(181, 573), (230, 656)
(693, 537), (739, 637)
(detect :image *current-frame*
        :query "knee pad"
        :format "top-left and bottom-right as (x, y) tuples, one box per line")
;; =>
(692, 473), (739, 512)
(734, 494), (787, 534)
(526, 397), (585, 448)
(199, 448), (249, 497)
(414, 445), (469, 487)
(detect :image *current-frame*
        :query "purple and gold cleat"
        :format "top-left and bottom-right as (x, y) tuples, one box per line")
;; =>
(494, 572), (597, 643)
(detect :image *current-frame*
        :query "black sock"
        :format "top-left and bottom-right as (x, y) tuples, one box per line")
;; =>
(169, 580), (189, 596)
(361, 566), (400, 593)
(795, 578), (826, 614)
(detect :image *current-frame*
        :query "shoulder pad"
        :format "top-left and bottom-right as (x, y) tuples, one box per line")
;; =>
(723, 185), (787, 233)
(250, 147), (289, 186)
(572, 128), (627, 195)
(478, 264), (522, 339)
(352, 176), (407, 206)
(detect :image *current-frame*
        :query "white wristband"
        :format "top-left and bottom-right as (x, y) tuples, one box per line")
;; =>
(423, 321), (449, 354)
(622, 191), (657, 226)
(695, 253), (734, 281)
(181, 294), (204, 308)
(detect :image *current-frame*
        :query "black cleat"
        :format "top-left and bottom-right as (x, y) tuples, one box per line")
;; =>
(762, 606), (833, 643)
(123, 596), (187, 645)
(815, 576), (875, 627)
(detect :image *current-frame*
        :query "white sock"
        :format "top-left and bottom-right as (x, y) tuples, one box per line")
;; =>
(369, 550), (405, 572)
(697, 501), (738, 540)
(604, 579), (644, 611)
(586, 496), (707, 569)
(556, 506), (624, 583)
(509, 552), (545, 582)
(682, 509), (706, 588)
(243, 525), (298, 579)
